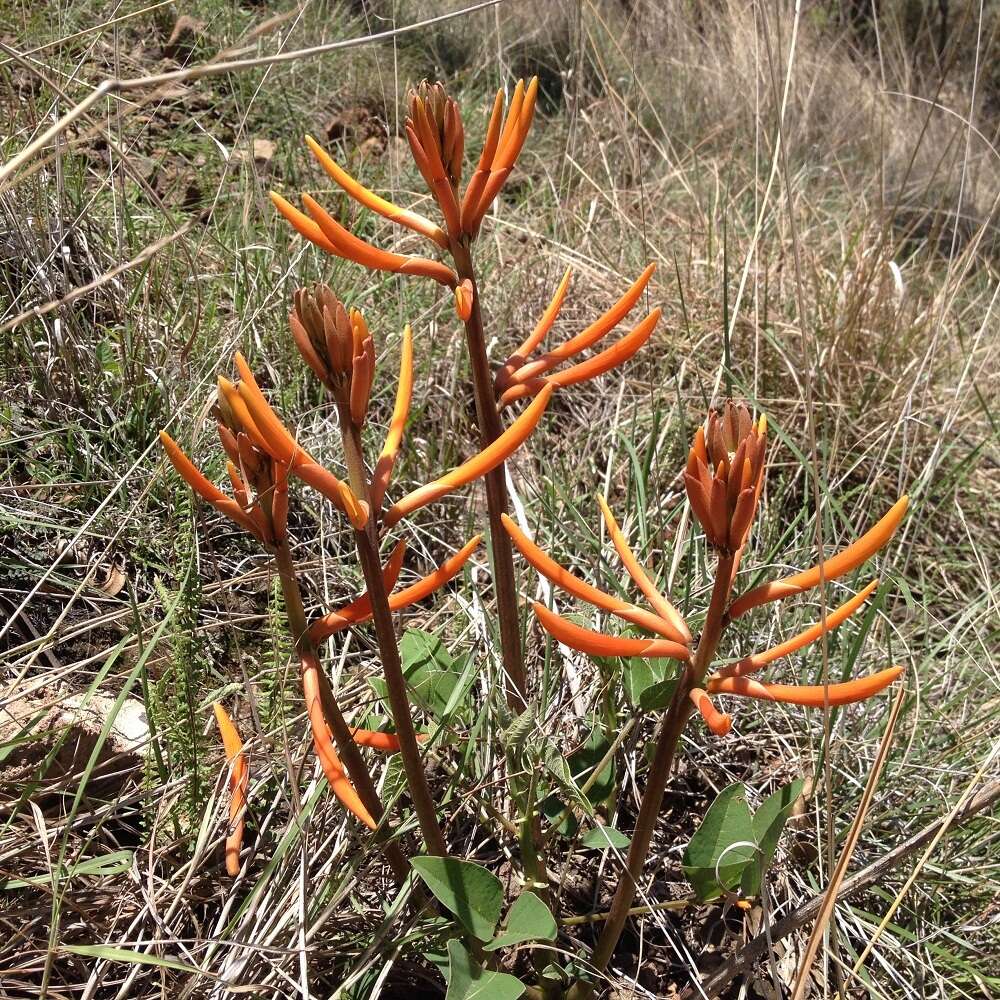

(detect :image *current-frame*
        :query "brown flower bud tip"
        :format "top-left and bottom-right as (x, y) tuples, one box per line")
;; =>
(454, 279), (474, 322)
(685, 400), (767, 553)
(409, 80), (464, 187)
(290, 285), (377, 420)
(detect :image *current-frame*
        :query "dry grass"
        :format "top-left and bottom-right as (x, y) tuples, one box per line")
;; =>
(1, 0), (998, 997)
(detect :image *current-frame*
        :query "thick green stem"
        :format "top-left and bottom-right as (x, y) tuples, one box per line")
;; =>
(587, 553), (737, 974)
(272, 537), (409, 883)
(450, 239), (527, 712)
(340, 414), (449, 857)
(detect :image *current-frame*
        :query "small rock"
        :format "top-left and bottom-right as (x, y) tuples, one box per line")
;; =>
(252, 138), (276, 166)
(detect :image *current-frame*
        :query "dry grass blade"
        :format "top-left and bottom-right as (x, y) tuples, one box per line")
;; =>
(790, 685), (907, 999)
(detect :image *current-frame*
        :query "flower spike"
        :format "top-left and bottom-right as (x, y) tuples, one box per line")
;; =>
(728, 497), (909, 619)
(717, 579), (879, 679)
(532, 601), (691, 662)
(309, 535), (482, 643)
(212, 703), (249, 876)
(384, 384), (555, 527)
(498, 308), (661, 408)
(304, 134), (449, 249)
(707, 665), (903, 707)
(503, 513), (687, 643)
(371, 325), (414, 514)
(596, 496), (691, 643)
(689, 688), (732, 736)
(301, 194), (458, 287)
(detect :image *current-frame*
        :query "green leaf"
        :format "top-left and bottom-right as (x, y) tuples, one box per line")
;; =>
(743, 779), (805, 896)
(1, 849), (133, 889)
(502, 706), (536, 751)
(370, 629), (473, 719)
(682, 784), (757, 901)
(484, 891), (557, 951)
(411, 857), (503, 941)
(580, 826), (631, 850)
(567, 727), (616, 807)
(622, 656), (680, 711)
(61, 945), (210, 976)
(446, 939), (525, 1000)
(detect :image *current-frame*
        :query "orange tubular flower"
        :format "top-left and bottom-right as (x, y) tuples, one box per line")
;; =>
(707, 666), (904, 707)
(461, 77), (539, 236)
(533, 601), (691, 662)
(502, 513), (688, 644)
(498, 264), (657, 393)
(495, 266), (573, 390)
(689, 688), (732, 736)
(684, 401), (767, 554)
(304, 134), (449, 249)
(212, 703), (249, 876)
(231, 354), (368, 530)
(384, 385), (555, 527)
(596, 496), (691, 644)
(349, 729), (430, 751)
(301, 194), (458, 287)
(308, 535), (482, 643)
(371, 325), (414, 514)
(301, 653), (376, 829)
(728, 497), (909, 619)
(498, 309), (662, 408)
(717, 579), (880, 679)
(454, 279), (474, 322)
(270, 192), (458, 287)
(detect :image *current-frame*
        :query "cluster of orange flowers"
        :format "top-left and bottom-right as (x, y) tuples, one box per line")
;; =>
(159, 78), (908, 885)
(505, 401), (907, 734)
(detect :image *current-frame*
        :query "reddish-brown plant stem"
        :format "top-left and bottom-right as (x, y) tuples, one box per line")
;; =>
(270, 536), (409, 883)
(587, 553), (737, 975)
(339, 412), (450, 857)
(450, 239), (527, 711)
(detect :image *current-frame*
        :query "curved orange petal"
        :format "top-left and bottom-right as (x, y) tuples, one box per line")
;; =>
(301, 194), (457, 287)
(232, 354), (363, 524)
(503, 513), (682, 640)
(301, 655), (376, 829)
(728, 497), (908, 619)
(384, 384), (554, 527)
(707, 665), (904, 707)
(498, 309), (660, 408)
(454, 280), (474, 322)
(689, 687), (732, 736)
(212, 703), (249, 876)
(495, 266), (573, 392)
(718, 579), (879, 679)
(371, 325), (414, 514)
(307, 540), (408, 643)
(270, 191), (337, 253)
(159, 431), (260, 537)
(304, 135), (448, 248)
(507, 265), (656, 384)
(596, 495), (691, 644)
(460, 88), (505, 233)
(532, 602), (690, 661)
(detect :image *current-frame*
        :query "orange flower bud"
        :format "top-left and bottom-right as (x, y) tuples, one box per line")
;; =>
(684, 401), (767, 553)
(454, 279), (474, 322)
(212, 703), (249, 876)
